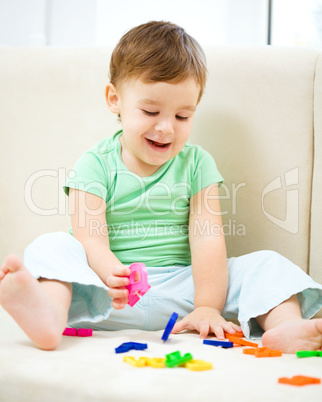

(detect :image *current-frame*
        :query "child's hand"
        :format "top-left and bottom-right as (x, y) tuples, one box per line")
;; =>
(171, 307), (242, 339)
(106, 265), (131, 310)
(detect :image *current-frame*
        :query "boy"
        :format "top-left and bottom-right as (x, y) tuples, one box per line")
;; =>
(0, 21), (322, 352)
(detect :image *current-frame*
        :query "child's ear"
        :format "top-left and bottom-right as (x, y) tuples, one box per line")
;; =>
(105, 83), (120, 114)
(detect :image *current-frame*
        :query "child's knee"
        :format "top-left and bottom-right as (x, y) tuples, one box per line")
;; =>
(25, 232), (83, 255)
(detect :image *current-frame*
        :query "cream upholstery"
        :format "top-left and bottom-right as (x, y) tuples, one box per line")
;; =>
(1, 46), (321, 283)
(0, 46), (322, 401)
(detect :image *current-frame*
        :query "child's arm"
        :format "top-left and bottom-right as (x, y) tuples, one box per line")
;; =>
(172, 184), (241, 339)
(69, 188), (130, 309)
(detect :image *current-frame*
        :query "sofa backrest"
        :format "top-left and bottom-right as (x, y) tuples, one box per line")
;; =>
(0, 46), (321, 283)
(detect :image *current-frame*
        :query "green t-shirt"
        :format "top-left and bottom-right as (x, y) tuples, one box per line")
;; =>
(64, 130), (223, 267)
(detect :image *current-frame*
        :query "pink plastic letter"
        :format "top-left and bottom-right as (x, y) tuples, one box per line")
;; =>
(126, 263), (151, 307)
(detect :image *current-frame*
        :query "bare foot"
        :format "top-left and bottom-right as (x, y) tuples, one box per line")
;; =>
(262, 318), (322, 353)
(0, 255), (69, 350)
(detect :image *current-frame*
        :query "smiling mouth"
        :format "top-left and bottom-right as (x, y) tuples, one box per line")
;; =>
(147, 139), (171, 148)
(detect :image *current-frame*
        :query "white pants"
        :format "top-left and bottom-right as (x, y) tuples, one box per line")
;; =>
(24, 232), (322, 338)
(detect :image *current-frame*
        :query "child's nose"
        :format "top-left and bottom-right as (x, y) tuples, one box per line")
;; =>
(154, 118), (174, 136)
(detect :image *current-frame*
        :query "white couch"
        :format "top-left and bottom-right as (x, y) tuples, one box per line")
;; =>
(0, 46), (322, 401)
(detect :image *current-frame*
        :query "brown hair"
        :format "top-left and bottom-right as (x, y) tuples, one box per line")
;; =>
(109, 21), (207, 102)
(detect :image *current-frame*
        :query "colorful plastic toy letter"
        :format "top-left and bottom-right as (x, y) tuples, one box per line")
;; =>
(115, 342), (148, 353)
(243, 348), (257, 355)
(254, 347), (281, 357)
(161, 312), (179, 341)
(123, 356), (166, 368)
(62, 328), (93, 337)
(296, 350), (322, 358)
(224, 331), (244, 338)
(147, 358), (165, 368)
(243, 347), (282, 357)
(77, 328), (93, 337)
(62, 328), (77, 336)
(225, 334), (258, 348)
(278, 375), (321, 386)
(203, 339), (233, 348)
(126, 263), (151, 307)
(165, 351), (193, 368)
(123, 356), (148, 367)
(267, 350), (283, 357)
(185, 359), (213, 371)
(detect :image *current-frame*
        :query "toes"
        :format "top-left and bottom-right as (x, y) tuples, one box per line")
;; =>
(0, 264), (8, 273)
(4, 255), (23, 272)
(0, 265), (10, 280)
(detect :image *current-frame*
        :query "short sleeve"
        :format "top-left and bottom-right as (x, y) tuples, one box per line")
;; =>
(190, 147), (224, 197)
(63, 151), (108, 201)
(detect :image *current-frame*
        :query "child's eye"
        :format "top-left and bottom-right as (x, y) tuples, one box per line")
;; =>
(142, 110), (158, 116)
(176, 115), (189, 121)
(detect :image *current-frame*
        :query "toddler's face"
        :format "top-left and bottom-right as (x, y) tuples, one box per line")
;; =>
(107, 77), (200, 177)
